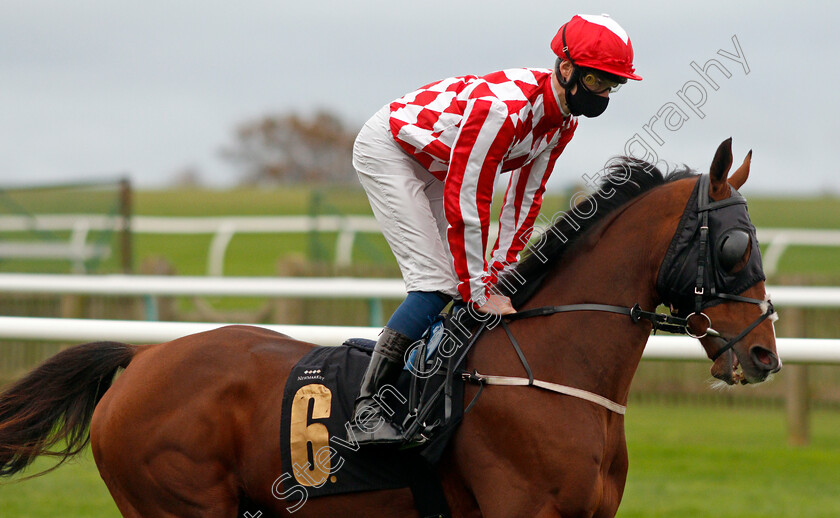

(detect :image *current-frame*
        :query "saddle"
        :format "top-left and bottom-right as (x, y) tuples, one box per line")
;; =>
(276, 308), (482, 517)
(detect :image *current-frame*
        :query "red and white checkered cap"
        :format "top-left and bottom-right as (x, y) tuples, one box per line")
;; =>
(551, 14), (642, 81)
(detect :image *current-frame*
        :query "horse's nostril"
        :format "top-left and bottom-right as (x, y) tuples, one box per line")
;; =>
(750, 346), (780, 372)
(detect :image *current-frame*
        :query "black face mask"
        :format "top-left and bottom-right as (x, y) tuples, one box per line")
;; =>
(565, 80), (610, 118)
(555, 58), (609, 118)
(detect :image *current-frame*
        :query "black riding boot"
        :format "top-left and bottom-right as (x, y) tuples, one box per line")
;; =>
(347, 327), (414, 445)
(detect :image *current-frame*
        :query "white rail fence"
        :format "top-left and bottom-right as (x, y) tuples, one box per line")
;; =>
(1, 215), (838, 275)
(0, 273), (406, 299)
(0, 217), (112, 272)
(1, 273), (840, 325)
(0, 273), (406, 324)
(0, 316), (836, 364)
(0, 214), (382, 274)
(1, 273), (840, 303)
(1, 273), (835, 355)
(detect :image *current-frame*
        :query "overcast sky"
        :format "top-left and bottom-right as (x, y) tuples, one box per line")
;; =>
(1, 1), (837, 194)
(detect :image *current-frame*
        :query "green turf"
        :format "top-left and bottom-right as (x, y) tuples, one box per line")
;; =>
(618, 404), (840, 517)
(746, 196), (840, 230)
(0, 451), (119, 517)
(770, 246), (840, 276)
(0, 403), (837, 517)
(133, 186), (375, 216)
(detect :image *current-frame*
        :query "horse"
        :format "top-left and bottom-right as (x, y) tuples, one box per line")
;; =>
(0, 138), (781, 517)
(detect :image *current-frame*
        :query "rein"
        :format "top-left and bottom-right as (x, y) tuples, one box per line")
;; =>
(460, 174), (776, 415)
(507, 303), (694, 335)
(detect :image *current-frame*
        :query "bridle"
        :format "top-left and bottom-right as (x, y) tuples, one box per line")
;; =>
(459, 174), (776, 414)
(506, 174), (774, 357)
(660, 173), (775, 360)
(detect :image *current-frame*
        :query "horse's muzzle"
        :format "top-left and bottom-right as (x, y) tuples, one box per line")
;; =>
(750, 345), (781, 376)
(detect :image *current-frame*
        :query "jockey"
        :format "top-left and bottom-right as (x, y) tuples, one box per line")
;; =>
(349, 13), (642, 444)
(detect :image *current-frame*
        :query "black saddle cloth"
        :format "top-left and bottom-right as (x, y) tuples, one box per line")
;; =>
(277, 332), (466, 516)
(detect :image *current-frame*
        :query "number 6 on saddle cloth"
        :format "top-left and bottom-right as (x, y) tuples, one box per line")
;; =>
(277, 309), (476, 511)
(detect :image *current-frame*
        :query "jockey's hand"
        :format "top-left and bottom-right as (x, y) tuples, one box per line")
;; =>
(475, 293), (516, 315)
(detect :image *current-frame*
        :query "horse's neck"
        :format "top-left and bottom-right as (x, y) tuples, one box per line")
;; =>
(517, 180), (694, 405)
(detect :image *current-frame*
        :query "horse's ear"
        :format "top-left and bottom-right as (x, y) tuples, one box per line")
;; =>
(729, 149), (752, 190)
(709, 138), (734, 199)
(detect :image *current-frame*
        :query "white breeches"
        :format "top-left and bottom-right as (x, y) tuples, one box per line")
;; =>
(353, 105), (459, 298)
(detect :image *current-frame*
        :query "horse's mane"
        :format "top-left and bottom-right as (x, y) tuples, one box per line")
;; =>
(503, 157), (697, 307)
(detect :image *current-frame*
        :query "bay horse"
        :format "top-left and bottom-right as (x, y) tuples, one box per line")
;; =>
(0, 139), (781, 517)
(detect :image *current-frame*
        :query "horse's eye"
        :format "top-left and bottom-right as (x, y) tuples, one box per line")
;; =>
(717, 230), (751, 272)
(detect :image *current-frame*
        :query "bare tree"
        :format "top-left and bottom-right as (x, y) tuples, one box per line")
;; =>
(221, 110), (357, 186)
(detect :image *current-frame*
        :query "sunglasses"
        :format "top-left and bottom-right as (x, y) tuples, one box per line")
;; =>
(579, 70), (625, 94)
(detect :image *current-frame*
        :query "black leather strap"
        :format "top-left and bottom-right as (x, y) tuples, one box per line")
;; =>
(501, 320), (534, 385)
(710, 301), (775, 361)
(713, 292), (767, 305)
(407, 453), (451, 518)
(694, 176), (711, 314)
(506, 303), (692, 335)
(506, 303), (634, 321)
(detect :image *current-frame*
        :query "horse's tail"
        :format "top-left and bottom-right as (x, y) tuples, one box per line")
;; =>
(0, 340), (136, 478)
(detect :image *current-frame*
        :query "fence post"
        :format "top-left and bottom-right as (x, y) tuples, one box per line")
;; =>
(208, 222), (236, 276)
(60, 295), (84, 319)
(786, 364), (810, 446)
(308, 191), (327, 262)
(143, 295), (160, 321)
(368, 298), (383, 327)
(783, 304), (811, 445)
(138, 256), (176, 321)
(119, 177), (133, 274)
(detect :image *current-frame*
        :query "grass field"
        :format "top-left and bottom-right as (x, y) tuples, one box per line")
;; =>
(0, 403), (837, 517)
(618, 404), (840, 517)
